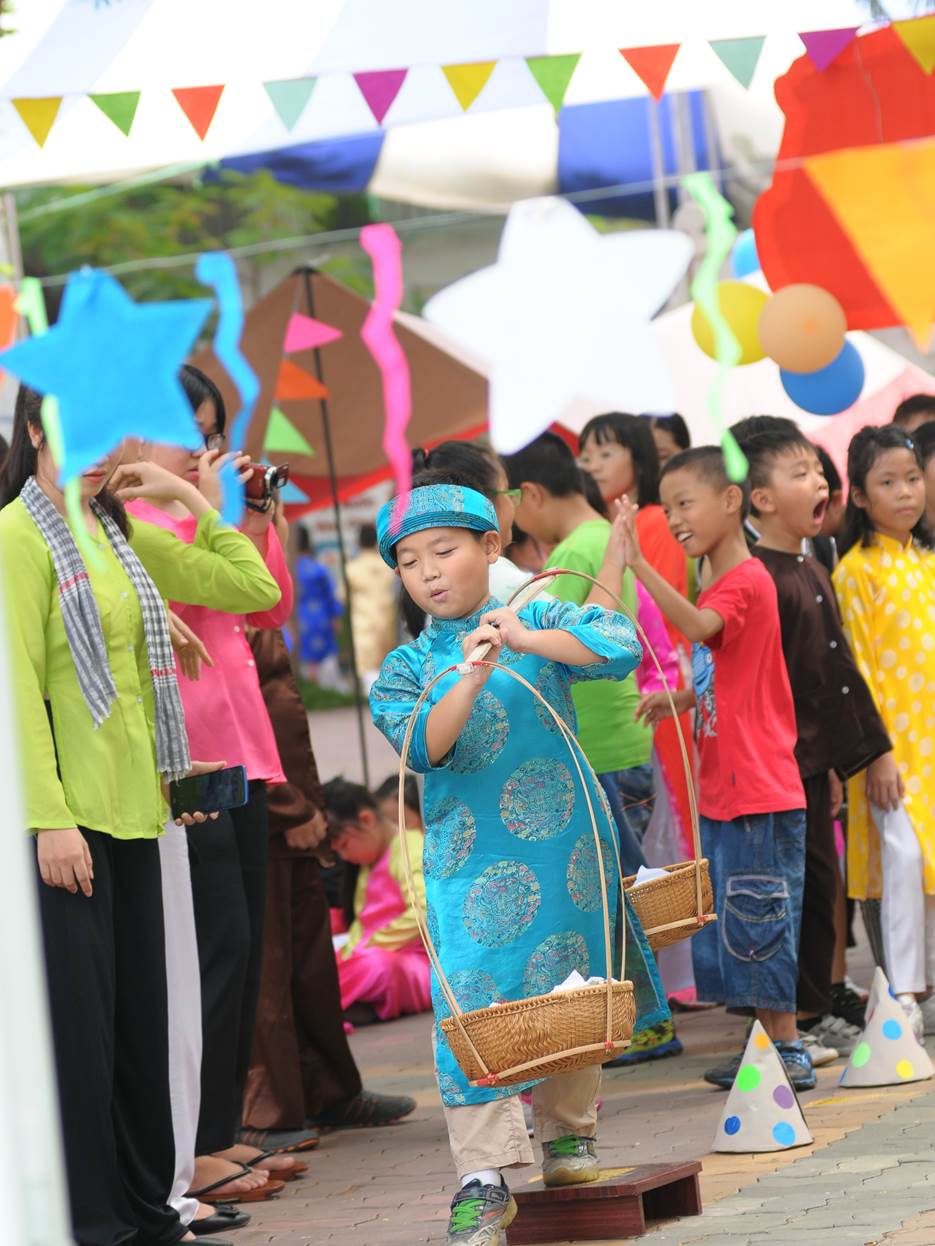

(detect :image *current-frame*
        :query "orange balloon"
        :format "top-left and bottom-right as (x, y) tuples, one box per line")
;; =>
(758, 284), (847, 373)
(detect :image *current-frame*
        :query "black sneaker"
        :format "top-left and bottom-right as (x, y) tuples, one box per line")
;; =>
(831, 981), (867, 1030)
(775, 1039), (816, 1091)
(703, 1049), (743, 1089)
(446, 1179), (518, 1246)
(306, 1089), (416, 1130)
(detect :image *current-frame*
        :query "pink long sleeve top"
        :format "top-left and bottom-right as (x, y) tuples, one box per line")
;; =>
(634, 580), (680, 695)
(130, 501), (293, 783)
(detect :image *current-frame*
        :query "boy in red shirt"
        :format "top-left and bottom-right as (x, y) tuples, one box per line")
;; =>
(621, 447), (811, 1089)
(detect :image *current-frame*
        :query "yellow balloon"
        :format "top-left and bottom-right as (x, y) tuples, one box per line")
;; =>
(691, 280), (769, 366)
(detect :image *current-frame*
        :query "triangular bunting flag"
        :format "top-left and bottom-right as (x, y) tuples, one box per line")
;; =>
(525, 54), (581, 115)
(353, 69), (408, 124)
(893, 15), (935, 75)
(710, 36), (765, 89)
(90, 91), (141, 136)
(275, 358), (329, 401)
(840, 969), (934, 1087)
(263, 406), (315, 456)
(264, 78), (317, 132)
(799, 28), (859, 72)
(619, 44), (680, 101)
(715, 1022), (812, 1153)
(804, 139), (935, 349)
(442, 61), (497, 111)
(12, 97), (63, 148)
(283, 312), (342, 354)
(278, 479), (310, 505)
(172, 85), (225, 140)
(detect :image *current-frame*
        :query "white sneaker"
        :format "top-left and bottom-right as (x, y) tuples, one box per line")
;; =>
(802, 1014), (862, 1057)
(919, 994), (935, 1036)
(897, 994), (924, 1040)
(797, 1029), (839, 1066)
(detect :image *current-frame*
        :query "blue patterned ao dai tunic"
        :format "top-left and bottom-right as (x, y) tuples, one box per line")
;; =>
(371, 596), (664, 1106)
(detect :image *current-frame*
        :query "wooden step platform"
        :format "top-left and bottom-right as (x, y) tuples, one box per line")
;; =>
(505, 1161), (703, 1244)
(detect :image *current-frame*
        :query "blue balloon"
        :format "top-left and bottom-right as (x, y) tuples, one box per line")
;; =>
(780, 341), (865, 416)
(731, 229), (760, 278)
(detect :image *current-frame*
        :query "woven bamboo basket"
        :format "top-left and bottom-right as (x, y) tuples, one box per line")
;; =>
(622, 860), (715, 952)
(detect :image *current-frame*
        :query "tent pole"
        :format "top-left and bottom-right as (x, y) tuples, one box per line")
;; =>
(297, 266), (371, 789)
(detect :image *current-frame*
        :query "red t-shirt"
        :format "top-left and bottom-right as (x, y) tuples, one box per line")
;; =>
(693, 558), (804, 822)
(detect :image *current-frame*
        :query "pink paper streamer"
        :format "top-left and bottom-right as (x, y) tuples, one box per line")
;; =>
(283, 312), (342, 354)
(359, 223), (411, 530)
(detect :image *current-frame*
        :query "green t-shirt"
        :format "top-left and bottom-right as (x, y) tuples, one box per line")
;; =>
(545, 518), (652, 774)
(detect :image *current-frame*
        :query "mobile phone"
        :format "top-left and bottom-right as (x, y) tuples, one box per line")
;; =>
(169, 765), (248, 821)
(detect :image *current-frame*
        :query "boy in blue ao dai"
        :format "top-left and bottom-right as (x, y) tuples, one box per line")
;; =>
(370, 481), (666, 1246)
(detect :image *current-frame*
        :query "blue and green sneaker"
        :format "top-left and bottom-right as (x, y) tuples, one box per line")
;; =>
(446, 1179), (517, 1246)
(605, 1020), (683, 1067)
(542, 1135), (600, 1187)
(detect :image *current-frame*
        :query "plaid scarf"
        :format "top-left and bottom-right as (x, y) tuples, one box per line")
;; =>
(21, 476), (191, 781)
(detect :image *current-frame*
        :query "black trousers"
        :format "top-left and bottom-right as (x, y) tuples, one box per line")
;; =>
(188, 780), (268, 1155)
(797, 772), (838, 1016)
(37, 828), (181, 1246)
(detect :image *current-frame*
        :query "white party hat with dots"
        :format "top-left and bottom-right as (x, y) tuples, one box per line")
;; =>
(840, 969), (934, 1087)
(714, 1020), (812, 1152)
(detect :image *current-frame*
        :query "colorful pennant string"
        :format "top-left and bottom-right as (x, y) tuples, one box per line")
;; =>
(442, 61), (497, 111)
(892, 15), (935, 75)
(709, 36), (765, 89)
(172, 85), (225, 140)
(283, 312), (342, 354)
(90, 91), (141, 136)
(799, 28), (859, 72)
(353, 69), (408, 124)
(524, 54), (581, 115)
(619, 44), (680, 100)
(12, 97), (63, 147)
(263, 406), (315, 456)
(276, 358), (329, 401)
(263, 78), (317, 131)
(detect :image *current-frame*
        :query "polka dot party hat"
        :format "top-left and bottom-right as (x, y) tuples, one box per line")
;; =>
(840, 969), (934, 1088)
(714, 1020), (812, 1153)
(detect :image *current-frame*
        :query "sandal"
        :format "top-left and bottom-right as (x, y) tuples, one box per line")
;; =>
(189, 1163), (286, 1205)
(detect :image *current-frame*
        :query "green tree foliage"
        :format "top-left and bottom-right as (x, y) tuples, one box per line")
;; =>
(17, 171), (373, 308)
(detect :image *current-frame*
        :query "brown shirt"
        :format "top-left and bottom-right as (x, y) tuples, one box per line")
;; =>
(753, 547), (891, 780)
(249, 627), (326, 859)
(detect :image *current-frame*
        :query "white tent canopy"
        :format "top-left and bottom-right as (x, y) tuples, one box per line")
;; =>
(0, 0), (883, 188)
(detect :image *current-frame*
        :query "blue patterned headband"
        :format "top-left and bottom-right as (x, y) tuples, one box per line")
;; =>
(377, 484), (498, 567)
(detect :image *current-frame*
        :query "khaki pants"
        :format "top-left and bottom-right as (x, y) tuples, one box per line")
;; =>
(443, 1066), (601, 1178)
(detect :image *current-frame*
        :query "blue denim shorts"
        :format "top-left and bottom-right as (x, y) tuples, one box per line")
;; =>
(692, 809), (806, 1014)
(598, 765), (655, 876)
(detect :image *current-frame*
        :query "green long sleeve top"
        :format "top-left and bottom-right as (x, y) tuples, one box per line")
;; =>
(0, 497), (281, 839)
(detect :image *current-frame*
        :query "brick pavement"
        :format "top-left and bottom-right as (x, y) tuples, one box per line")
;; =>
(231, 992), (935, 1246)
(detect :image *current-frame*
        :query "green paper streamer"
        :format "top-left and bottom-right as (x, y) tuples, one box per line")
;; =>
(16, 277), (101, 564)
(682, 172), (748, 482)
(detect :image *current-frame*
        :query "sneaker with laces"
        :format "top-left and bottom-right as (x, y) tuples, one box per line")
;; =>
(800, 1014), (861, 1057)
(797, 1028), (839, 1067)
(775, 1039), (816, 1091)
(604, 1020), (683, 1067)
(703, 1049), (743, 1090)
(541, 1136), (600, 1188)
(446, 1180), (517, 1246)
(830, 981), (867, 1030)
(897, 994), (924, 1040)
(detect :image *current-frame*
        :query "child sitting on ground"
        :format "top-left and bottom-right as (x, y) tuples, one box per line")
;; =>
(370, 472), (666, 1246)
(732, 417), (891, 1061)
(624, 447), (813, 1090)
(324, 778), (432, 1025)
(375, 773), (424, 832)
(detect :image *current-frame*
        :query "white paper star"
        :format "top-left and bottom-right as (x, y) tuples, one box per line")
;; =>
(424, 197), (693, 453)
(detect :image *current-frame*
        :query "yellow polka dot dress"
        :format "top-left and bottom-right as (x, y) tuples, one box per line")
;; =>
(833, 534), (935, 899)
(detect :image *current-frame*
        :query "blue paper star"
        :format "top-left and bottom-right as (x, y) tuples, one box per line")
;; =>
(0, 269), (212, 481)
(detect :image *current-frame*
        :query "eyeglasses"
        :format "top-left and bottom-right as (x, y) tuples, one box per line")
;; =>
(204, 433), (224, 452)
(495, 488), (522, 504)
